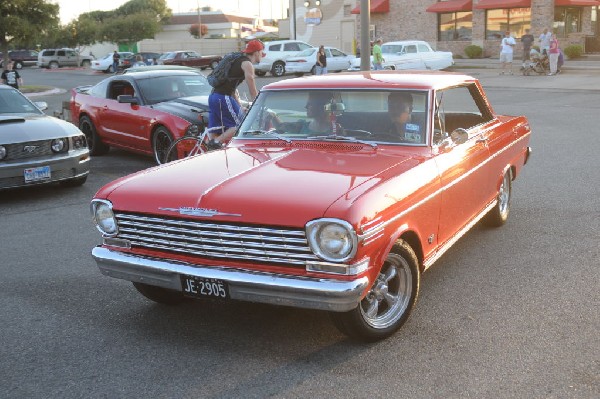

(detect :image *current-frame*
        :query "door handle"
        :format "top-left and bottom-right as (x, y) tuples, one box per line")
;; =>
(476, 137), (488, 144)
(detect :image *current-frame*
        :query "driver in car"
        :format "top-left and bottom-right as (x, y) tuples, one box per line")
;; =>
(387, 92), (422, 143)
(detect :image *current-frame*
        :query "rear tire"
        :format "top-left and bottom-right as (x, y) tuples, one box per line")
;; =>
(484, 169), (512, 227)
(81, 59), (91, 68)
(49, 61), (59, 69)
(330, 240), (420, 342)
(210, 60), (219, 69)
(14, 61), (23, 69)
(133, 282), (184, 305)
(255, 70), (266, 77)
(79, 115), (109, 155)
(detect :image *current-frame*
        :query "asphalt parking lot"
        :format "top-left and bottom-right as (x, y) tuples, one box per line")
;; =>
(1, 65), (599, 398)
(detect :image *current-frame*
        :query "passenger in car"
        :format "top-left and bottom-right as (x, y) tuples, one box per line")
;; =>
(300, 91), (335, 134)
(387, 92), (423, 143)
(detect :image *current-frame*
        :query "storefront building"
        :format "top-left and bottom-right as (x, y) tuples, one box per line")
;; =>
(289, 0), (600, 57)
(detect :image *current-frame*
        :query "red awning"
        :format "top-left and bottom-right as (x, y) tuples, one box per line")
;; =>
(475, 0), (531, 9)
(426, 0), (472, 13)
(555, 0), (600, 6)
(351, 0), (390, 15)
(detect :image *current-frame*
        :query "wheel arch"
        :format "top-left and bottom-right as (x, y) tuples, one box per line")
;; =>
(374, 225), (425, 274)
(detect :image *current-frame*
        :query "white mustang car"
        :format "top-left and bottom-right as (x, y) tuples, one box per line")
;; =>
(350, 40), (453, 71)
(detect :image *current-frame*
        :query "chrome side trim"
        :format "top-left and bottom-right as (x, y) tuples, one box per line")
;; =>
(423, 200), (496, 270)
(92, 246), (368, 312)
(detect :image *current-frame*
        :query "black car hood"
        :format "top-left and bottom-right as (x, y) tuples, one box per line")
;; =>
(151, 95), (210, 123)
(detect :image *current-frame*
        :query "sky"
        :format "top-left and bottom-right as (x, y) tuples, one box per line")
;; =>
(54, 0), (288, 24)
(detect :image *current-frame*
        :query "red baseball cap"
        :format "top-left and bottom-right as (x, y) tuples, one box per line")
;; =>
(243, 40), (266, 56)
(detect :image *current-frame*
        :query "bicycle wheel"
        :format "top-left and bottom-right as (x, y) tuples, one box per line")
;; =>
(164, 136), (206, 163)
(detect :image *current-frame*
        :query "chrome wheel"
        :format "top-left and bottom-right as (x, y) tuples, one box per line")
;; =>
(153, 127), (173, 165)
(498, 171), (511, 218)
(361, 253), (413, 329)
(329, 240), (419, 342)
(271, 61), (285, 77)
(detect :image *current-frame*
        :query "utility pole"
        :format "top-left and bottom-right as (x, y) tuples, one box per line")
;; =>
(360, 0), (371, 71)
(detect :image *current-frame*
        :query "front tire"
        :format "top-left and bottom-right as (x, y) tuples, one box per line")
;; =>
(271, 61), (285, 77)
(210, 60), (219, 69)
(484, 169), (512, 227)
(330, 240), (420, 342)
(152, 126), (174, 165)
(14, 61), (23, 69)
(133, 282), (184, 305)
(255, 70), (266, 77)
(79, 115), (109, 155)
(165, 136), (206, 163)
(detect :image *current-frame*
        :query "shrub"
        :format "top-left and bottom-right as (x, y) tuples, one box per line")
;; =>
(563, 44), (583, 59)
(464, 45), (483, 59)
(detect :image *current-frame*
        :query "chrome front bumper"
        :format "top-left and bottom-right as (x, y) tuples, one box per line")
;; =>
(92, 246), (369, 312)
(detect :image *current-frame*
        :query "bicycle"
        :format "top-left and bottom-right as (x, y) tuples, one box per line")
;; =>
(163, 126), (225, 163)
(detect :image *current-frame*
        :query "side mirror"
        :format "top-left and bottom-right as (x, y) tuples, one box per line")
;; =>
(450, 128), (469, 145)
(117, 94), (138, 105)
(34, 101), (48, 111)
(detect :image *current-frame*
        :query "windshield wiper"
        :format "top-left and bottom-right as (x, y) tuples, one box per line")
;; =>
(309, 135), (377, 148)
(241, 129), (292, 144)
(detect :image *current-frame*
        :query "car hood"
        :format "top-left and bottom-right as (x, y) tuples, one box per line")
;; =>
(0, 114), (81, 142)
(99, 145), (421, 227)
(150, 95), (210, 122)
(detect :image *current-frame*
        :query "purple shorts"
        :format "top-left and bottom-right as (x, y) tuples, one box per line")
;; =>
(208, 92), (243, 134)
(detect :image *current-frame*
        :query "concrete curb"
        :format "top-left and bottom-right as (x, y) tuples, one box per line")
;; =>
(24, 88), (66, 97)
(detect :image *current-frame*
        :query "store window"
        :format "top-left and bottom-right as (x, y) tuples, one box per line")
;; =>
(438, 12), (473, 41)
(554, 7), (582, 37)
(485, 8), (531, 40)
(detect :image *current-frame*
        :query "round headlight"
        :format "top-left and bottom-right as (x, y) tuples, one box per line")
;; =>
(91, 200), (118, 236)
(51, 138), (67, 153)
(306, 219), (357, 262)
(185, 124), (200, 137)
(0, 145), (6, 160)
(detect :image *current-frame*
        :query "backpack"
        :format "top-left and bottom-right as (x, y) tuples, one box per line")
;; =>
(207, 52), (244, 88)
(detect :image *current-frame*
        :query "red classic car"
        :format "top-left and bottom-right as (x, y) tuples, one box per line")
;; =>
(160, 51), (222, 70)
(90, 71), (532, 342)
(70, 70), (211, 164)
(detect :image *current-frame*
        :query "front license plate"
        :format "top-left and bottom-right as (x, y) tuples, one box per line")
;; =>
(180, 276), (229, 299)
(24, 166), (51, 183)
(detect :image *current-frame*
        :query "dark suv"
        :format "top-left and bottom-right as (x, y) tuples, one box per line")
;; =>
(0, 50), (39, 69)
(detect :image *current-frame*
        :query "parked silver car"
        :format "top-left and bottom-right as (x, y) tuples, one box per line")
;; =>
(0, 86), (90, 189)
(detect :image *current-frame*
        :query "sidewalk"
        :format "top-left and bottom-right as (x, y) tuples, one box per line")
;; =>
(452, 55), (600, 91)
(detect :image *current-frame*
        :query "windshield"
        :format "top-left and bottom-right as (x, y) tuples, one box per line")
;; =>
(136, 75), (212, 104)
(237, 89), (429, 146)
(0, 88), (44, 115)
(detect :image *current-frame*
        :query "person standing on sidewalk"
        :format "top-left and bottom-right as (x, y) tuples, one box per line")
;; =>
(112, 51), (120, 73)
(539, 28), (552, 55)
(548, 33), (560, 75)
(499, 31), (516, 75)
(372, 38), (384, 70)
(521, 29), (534, 63)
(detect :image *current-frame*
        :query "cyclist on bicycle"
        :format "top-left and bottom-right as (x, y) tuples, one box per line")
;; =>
(207, 40), (265, 150)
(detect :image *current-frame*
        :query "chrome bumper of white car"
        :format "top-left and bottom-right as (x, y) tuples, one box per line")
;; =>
(92, 246), (369, 312)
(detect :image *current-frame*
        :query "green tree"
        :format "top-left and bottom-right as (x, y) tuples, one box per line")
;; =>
(0, 0), (59, 65)
(189, 24), (209, 39)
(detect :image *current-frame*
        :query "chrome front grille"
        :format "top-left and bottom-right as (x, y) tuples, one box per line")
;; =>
(115, 213), (319, 266)
(6, 140), (53, 160)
